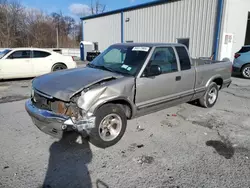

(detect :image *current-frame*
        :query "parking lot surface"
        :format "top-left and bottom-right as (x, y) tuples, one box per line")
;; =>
(0, 73), (250, 188)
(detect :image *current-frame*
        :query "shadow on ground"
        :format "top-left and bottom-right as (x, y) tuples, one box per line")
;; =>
(206, 140), (234, 159)
(42, 132), (93, 188)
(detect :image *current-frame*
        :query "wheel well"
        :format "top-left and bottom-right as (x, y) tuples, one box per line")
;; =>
(240, 63), (250, 72)
(98, 100), (133, 119)
(52, 63), (67, 71)
(213, 77), (223, 90)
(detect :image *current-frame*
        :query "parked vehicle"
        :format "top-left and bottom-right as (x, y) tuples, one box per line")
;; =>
(233, 45), (250, 79)
(25, 43), (232, 148)
(0, 48), (77, 79)
(86, 51), (101, 61)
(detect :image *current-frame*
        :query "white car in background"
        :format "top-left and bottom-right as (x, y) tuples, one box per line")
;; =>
(0, 48), (77, 80)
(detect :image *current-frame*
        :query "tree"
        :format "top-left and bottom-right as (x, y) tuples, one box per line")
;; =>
(0, 0), (25, 47)
(90, 0), (106, 14)
(0, 0), (82, 48)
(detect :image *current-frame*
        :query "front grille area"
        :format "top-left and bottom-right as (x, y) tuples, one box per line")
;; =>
(32, 91), (52, 111)
(31, 90), (80, 118)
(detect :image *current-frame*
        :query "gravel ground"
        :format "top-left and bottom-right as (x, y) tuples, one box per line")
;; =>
(0, 73), (250, 188)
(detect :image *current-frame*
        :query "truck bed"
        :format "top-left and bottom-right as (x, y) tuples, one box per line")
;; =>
(192, 58), (232, 92)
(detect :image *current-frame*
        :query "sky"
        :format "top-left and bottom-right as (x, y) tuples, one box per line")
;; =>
(22, 0), (155, 19)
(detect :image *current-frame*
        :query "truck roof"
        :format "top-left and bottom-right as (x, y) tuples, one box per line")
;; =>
(111, 43), (186, 48)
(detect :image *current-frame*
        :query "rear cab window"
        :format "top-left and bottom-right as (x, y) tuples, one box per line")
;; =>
(175, 46), (191, 70)
(33, 51), (51, 58)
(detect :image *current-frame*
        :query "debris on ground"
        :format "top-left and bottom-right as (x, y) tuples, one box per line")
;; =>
(102, 162), (107, 168)
(137, 144), (144, 148)
(3, 166), (9, 169)
(169, 176), (174, 181)
(172, 114), (177, 117)
(134, 155), (154, 165)
(136, 125), (145, 132)
(121, 150), (126, 157)
(149, 134), (153, 137)
(128, 143), (137, 152)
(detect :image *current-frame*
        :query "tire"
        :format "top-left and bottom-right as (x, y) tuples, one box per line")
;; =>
(52, 63), (67, 72)
(89, 103), (127, 148)
(241, 64), (250, 79)
(199, 82), (219, 108)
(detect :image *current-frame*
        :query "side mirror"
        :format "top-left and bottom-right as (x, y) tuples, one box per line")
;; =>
(146, 65), (162, 77)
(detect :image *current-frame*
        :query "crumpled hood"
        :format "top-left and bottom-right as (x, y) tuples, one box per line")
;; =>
(32, 67), (123, 101)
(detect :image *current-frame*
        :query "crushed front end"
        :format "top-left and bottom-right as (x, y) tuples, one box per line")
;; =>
(25, 88), (95, 139)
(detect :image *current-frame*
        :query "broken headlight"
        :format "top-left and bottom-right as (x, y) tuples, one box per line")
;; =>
(50, 100), (80, 118)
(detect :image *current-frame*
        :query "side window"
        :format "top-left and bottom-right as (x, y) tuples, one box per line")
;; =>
(175, 46), (191, 70)
(103, 49), (125, 64)
(8, 50), (31, 59)
(149, 47), (178, 73)
(33, 51), (51, 58)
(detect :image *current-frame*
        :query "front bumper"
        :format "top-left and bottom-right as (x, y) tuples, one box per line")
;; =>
(25, 99), (69, 139)
(25, 99), (96, 139)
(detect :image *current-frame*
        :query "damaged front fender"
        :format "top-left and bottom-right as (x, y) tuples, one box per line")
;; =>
(76, 77), (136, 117)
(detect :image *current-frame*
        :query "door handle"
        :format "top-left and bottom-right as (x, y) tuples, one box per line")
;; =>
(176, 76), (181, 81)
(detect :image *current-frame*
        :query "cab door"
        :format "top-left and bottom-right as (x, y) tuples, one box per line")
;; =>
(1, 50), (33, 79)
(135, 46), (181, 111)
(174, 46), (196, 102)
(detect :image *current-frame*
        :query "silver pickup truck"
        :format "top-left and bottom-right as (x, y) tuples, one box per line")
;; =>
(25, 43), (232, 148)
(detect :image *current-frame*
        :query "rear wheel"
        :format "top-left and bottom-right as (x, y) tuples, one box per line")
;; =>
(52, 63), (67, 72)
(241, 64), (250, 79)
(199, 82), (219, 108)
(89, 104), (127, 148)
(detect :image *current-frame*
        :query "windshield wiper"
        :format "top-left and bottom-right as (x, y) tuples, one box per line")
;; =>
(87, 63), (114, 72)
(87, 63), (132, 76)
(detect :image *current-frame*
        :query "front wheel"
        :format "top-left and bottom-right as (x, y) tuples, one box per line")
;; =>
(89, 104), (127, 148)
(199, 82), (219, 108)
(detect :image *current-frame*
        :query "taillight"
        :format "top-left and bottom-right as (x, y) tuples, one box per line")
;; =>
(234, 53), (240, 59)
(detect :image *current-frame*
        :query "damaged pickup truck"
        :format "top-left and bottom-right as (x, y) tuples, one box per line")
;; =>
(25, 43), (232, 148)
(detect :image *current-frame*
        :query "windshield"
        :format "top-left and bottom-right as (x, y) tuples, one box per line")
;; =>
(88, 45), (151, 76)
(0, 49), (11, 59)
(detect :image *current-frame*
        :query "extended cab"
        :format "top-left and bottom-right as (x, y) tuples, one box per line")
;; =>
(25, 43), (232, 148)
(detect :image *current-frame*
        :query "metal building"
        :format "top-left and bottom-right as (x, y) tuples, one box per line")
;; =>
(81, 0), (250, 61)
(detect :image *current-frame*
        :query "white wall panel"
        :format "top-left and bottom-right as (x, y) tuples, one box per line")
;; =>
(123, 0), (218, 58)
(219, 0), (250, 60)
(83, 13), (121, 52)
